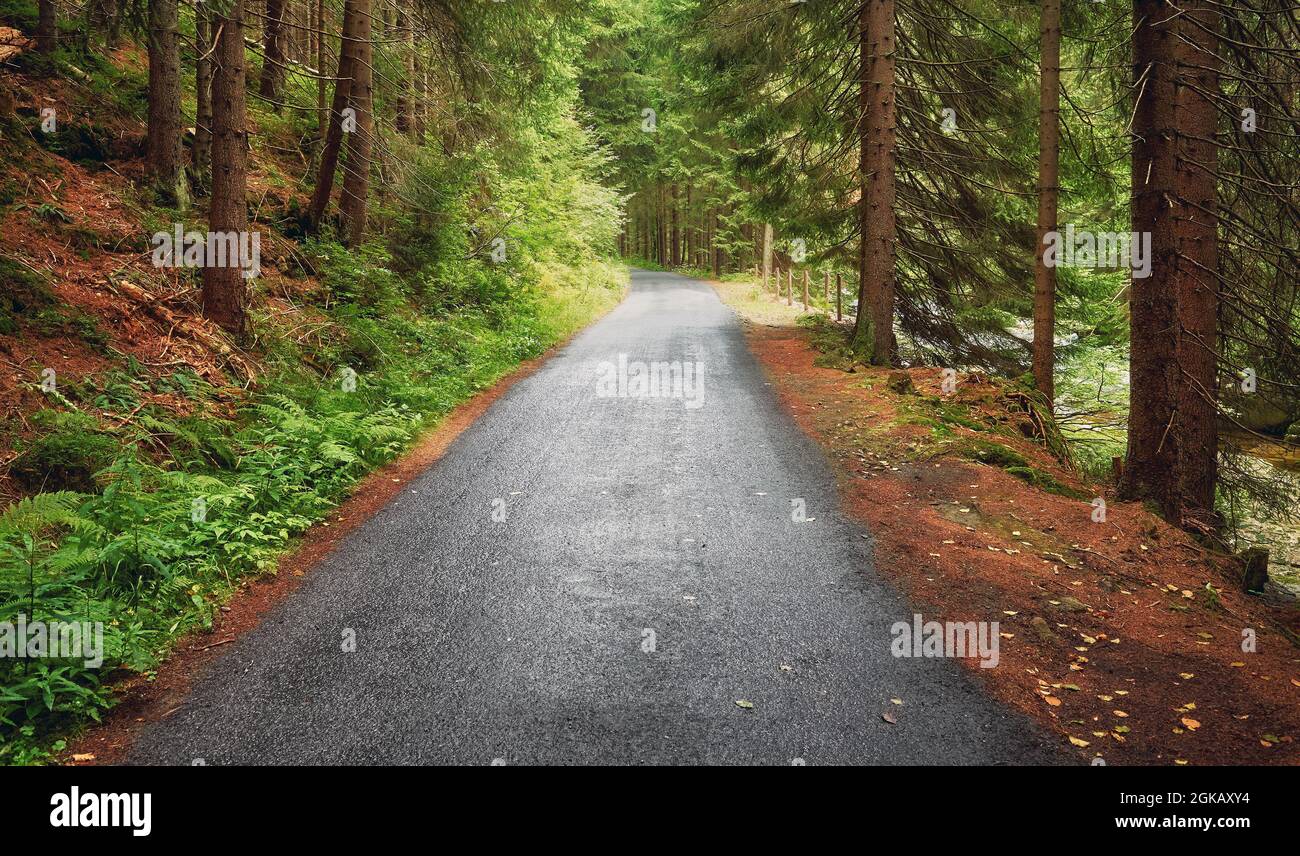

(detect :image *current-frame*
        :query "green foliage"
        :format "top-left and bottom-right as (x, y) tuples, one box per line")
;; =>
(11, 411), (119, 493)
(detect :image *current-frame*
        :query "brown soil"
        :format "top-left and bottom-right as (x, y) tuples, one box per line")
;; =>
(714, 279), (1300, 767)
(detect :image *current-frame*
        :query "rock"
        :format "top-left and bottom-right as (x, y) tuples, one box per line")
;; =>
(1231, 393), (1293, 435)
(887, 370), (914, 395)
(1241, 547), (1269, 594)
(1030, 616), (1058, 642)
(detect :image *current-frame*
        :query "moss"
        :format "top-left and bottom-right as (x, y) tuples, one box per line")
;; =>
(960, 439), (1030, 469)
(957, 438), (1089, 499)
(1004, 465), (1089, 500)
(930, 400), (985, 431)
(0, 256), (56, 335)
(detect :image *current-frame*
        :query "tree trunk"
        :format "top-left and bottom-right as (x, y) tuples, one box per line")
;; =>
(713, 210), (723, 277)
(670, 184), (680, 266)
(307, 0), (360, 232)
(338, 0), (373, 246)
(685, 184), (693, 263)
(36, 0), (56, 53)
(1033, 0), (1061, 407)
(1121, 0), (1220, 527)
(193, 0), (213, 189)
(316, 0), (327, 120)
(761, 222), (773, 285)
(259, 0), (287, 106)
(1173, 0), (1220, 524)
(146, 0), (188, 209)
(201, 0), (248, 337)
(395, 8), (415, 136)
(852, 0), (898, 365)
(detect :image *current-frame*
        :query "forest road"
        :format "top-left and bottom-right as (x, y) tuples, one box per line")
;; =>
(126, 269), (1061, 765)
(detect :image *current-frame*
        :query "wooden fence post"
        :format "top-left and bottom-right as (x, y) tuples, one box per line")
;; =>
(802, 269), (809, 310)
(836, 273), (842, 322)
(786, 268), (793, 305)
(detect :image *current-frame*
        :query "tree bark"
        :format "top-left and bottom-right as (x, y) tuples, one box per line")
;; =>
(670, 184), (680, 266)
(761, 222), (773, 285)
(338, 0), (373, 246)
(1173, 0), (1220, 524)
(146, 0), (188, 209)
(316, 0), (327, 120)
(1033, 0), (1061, 407)
(36, 0), (56, 53)
(852, 0), (898, 365)
(259, 0), (287, 106)
(201, 0), (249, 336)
(1121, 0), (1220, 526)
(713, 209), (723, 276)
(193, 0), (213, 189)
(307, 0), (360, 232)
(395, 8), (415, 136)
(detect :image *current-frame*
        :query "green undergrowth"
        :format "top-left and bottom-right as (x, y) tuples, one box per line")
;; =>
(0, 245), (624, 764)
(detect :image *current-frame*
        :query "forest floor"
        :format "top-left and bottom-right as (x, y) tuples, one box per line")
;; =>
(711, 276), (1300, 766)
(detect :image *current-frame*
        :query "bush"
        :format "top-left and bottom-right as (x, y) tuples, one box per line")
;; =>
(12, 411), (119, 492)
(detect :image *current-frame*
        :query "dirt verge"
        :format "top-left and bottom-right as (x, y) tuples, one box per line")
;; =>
(712, 277), (1300, 767)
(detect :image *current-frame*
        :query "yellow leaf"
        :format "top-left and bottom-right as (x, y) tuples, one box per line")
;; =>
(1068, 736), (1090, 748)
(735, 699), (754, 709)
(1181, 717), (1201, 731)
(1113, 710), (1129, 717)
(1045, 696), (1061, 707)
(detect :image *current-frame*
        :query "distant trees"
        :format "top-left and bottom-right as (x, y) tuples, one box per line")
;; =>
(308, 0), (360, 236)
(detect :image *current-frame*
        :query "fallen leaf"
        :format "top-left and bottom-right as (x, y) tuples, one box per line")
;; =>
(735, 699), (754, 709)
(1068, 736), (1090, 748)
(882, 712), (897, 724)
(1181, 717), (1201, 731)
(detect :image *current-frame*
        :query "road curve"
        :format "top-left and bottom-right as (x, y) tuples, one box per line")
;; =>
(127, 269), (1060, 765)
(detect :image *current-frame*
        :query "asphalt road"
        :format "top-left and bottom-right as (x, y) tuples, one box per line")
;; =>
(128, 269), (1059, 765)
